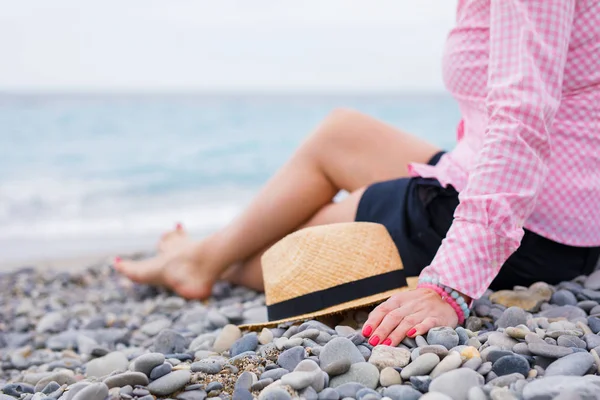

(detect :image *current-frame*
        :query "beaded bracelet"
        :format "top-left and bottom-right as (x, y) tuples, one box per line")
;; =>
(417, 277), (470, 324)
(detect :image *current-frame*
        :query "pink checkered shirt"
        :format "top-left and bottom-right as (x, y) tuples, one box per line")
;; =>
(411, 0), (600, 299)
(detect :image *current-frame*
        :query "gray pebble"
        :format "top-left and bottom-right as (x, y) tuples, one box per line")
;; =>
(191, 359), (224, 374)
(319, 337), (364, 371)
(527, 342), (573, 358)
(251, 378), (273, 391)
(329, 362), (380, 389)
(557, 335), (586, 349)
(260, 368), (289, 381)
(427, 327), (459, 350)
(176, 391), (208, 400)
(545, 352), (595, 376)
(401, 353), (440, 379)
(154, 329), (187, 354)
(335, 382), (366, 398)
(132, 353), (165, 377)
(259, 387), (292, 400)
(71, 382), (109, 400)
(429, 369), (485, 400)
(318, 388), (340, 400)
(382, 385), (422, 400)
(103, 372), (149, 389)
(410, 375), (432, 392)
(496, 307), (528, 329)
(148, 370), (191, 396)
(277, 346), (306, 371)
(491, 355), (530, 377)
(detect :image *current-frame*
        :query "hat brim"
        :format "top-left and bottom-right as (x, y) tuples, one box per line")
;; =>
(239, 276), (418, 331)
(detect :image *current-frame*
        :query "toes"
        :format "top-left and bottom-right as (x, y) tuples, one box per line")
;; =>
(114, 256), (165, 284)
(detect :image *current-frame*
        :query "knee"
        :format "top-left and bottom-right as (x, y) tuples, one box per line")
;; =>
(312, 108), (364, 144)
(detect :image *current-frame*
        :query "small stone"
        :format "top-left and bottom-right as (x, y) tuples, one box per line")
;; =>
(36, 312), (67, 333)
(467, 386), (488, 400)
(466, 317), (483, 332)
(462, 357), (483, 370)
(86, 351), (129, 377)
(557, 335), (586, 349)
(258, 387), (292, 400)
(491, 355), (529, 377)
(496, 307), (528, 329)
(410, 375), (432, 392)
(232, 388), (253, 400)
(430, 351), (462, 378)
(368, 345), (411, 370)
(260, 368), (289, 381)
(379, 367), (402, 387)
(141, 318), (171, 336)
(504, 327), (529, 340)
(33, 371), (75, 392)
(191, 359), (224, 374)
(335, 382), (366, 398)
(259, 328), (274, 345)
(322, 359), (351, 376)
(538, 305), (587, 320)
(585, 270), (600, 290)
(213, 325), (242, 353)
(277, 346), (306, 371)
(419, 345), (449, 358)
(545, 352), (595, 376)
(527, 342), (573, 358)
(489, 282), (552, 312)
(429, 369), (485, 400)
(148, 370), (191, 396)
(251, 378), (274, 391)
(400, 353), (440, 379)
(329, 362), (380, 389)
(319, 337), (364, 371)
(456, 327), (470, 345)
(71, 382), (109, 400)
(551, 290), (578, 306)
(382, 384), (422, 400)
(427, 327), (459, 350)
(513, 343), (532, 356)
(486, 332), (519, 350)
(583, 333), (600, 350)
(522, 375), (600, 400)
(460, 346), (481, 360)
(154, 329), (187, 354)
(235, 371), (257, 390)
(421, 393), (453, 400)
(103, 372), (149, 389)
(132, 353), (165, 377)
(318, 388), (340, 400)
(230, 333), (259, 356)
(150, 362), (173, 380)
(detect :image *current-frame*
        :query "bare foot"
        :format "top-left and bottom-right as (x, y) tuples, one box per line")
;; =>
(114, 225), (223, 299)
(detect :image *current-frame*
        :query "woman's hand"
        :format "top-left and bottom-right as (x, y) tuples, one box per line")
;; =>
(361, 288), (460, 346)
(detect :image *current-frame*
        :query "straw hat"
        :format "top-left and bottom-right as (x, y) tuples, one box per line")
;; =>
(239, 222), (418, 330)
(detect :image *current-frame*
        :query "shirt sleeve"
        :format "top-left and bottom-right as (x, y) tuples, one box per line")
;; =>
(419, 0), (576, 299)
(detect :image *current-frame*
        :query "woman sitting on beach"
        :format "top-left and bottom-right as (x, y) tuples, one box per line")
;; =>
(116, 0), (600, 346)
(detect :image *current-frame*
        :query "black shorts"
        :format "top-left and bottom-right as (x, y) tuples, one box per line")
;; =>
(355, 151), (600, 291)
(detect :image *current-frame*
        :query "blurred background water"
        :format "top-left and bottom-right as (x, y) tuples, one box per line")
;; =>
(0, 93), (459, 262)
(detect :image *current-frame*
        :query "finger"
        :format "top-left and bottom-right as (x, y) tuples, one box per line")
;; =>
(362, 293), (409, 337)
(409, 317), (438, 338)
(385, 313), (422, 346)
(369, 307), (409, 346)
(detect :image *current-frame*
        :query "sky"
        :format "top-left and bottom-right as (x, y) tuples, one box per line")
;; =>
(0, 1), (457, 92)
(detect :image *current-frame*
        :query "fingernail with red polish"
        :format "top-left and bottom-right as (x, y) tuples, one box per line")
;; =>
(369, 335), (380, 346)
(407, 328), (417, 337)
(382, 338), (392, 346)
(362, 325), (372, 337)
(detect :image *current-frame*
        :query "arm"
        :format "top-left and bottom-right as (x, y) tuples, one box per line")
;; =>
(362, 0), (576, 345)
(420, 0), (576, 299)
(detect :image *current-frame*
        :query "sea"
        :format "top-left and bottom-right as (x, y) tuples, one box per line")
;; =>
(0, 93), (460, 263)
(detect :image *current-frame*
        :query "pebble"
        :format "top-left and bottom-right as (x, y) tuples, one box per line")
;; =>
(258, 328), (274, 345)
(150, 362), (173, 379)
(379, 367), (402, 387)
(496, 307), (528, 328)
(330, 362), (380, 389)
(486, 332), (519, 350)
(382, 384), (422, 400)
(368, 345), (411, 369)
(527, 342), (573, 358)
(538, 305), (587, 320)
(421, 393), (453, 400)
(277, 346), (306, 371)
(191, 359), (224, 374)
(261, 368), (289, 381)
(410, 375), (432, 392)
(319, 337), (364, 371)
(419, 345), (449, 358)
(259, 387), (292, 400)
(491, 355), (529, 377)
(230, 332), (258, 356)
(322, 359), (351, 376)
(544, 352), (595, 376)
(429, 369), (485, 400)
(489, 282), (552, 312)
(427, 327), (459, 350)
(430, 351), (462, 378)
(400, 353), (440, 379)
(551, 290), (578, 306)
(154, 329), (187, 354)
(584, 269), (600, 290)
(318, 388), (340, 400)
(85, 351), (129, 377)
(522, 375), (600, 400)
(212, 324), (242, 353)
(71, 382), (109, 400)
(335, 382), (366, 398)
(132, 352), (165, 376)
(147, 370), (191, 396)
(103, 372), (149, 388)
(583, 333), (600, 350)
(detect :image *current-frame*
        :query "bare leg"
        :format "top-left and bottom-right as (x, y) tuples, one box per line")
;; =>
(116, 109), (440, 298)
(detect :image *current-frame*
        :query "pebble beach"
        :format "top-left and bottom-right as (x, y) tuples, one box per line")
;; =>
(3, 260), (600, 400)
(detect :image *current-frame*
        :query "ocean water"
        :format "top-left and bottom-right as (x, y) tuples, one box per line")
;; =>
(0, 93), (460, 262)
